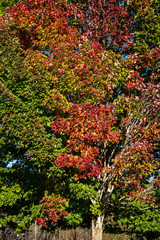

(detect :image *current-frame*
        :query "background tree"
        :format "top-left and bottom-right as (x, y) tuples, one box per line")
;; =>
(0, 15), (67, 232)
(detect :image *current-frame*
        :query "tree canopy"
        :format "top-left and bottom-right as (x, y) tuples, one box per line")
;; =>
(0, 0), (159, 239)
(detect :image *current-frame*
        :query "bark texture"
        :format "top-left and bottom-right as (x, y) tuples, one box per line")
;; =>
(92, 214), (104, 240)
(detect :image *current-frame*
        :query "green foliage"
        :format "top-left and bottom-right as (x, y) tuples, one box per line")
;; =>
(69, 182), (102, 216)
(129, 0), (160, 53)
(104, 197), (160, 240)
(0, 184), (22, 207)
(69, 182), (99, 201)
(64, 213), (83, 226)
(0, 0), (20, 16)
(0, 15), (66, 232)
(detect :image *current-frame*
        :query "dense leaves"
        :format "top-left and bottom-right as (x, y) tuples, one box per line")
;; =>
(0, 15), (65, 232)
(0, 0), (160, 239)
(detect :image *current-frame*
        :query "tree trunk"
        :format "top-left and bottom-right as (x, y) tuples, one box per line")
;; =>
(92, 213), (104, 240)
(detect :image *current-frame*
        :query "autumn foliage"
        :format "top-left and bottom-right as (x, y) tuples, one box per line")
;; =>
(36, 194), (68, 226)
(0, 0), (160, 239)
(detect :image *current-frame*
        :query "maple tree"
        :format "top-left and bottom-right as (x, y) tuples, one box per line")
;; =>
(0, 0), (160, 239)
